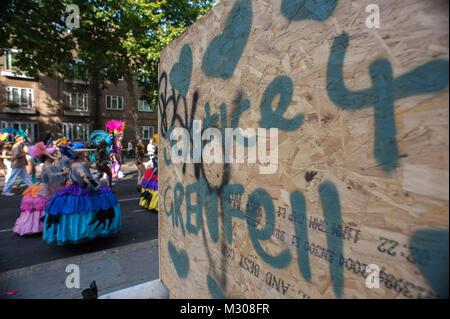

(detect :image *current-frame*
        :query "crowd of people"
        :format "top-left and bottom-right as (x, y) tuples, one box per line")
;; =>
(0, 123), (158, 245)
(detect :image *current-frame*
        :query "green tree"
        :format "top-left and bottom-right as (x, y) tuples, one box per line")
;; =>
(1, 0), (216, 136)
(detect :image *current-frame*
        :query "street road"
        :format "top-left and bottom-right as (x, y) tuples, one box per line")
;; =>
(0, 166), (158, 273)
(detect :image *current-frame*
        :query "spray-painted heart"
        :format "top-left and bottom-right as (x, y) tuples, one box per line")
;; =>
(169, 44), (193, 97)
(281, 0), (338, 21)
(168, 241), (189, 279)
(206, 275), (225, 299)
(409, 229), (449, 298)
(202, 0), (252, 79)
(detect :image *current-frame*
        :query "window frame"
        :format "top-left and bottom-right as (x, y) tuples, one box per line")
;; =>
(141, 126), (154, 140)
(5, 86), (33, 108)
(66, 92), (88, 111)
(105, 95), (124, 110)
(138, 99), (153, 112)
(62, 122), (92, 141)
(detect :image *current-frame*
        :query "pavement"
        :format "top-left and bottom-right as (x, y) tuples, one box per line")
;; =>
(0, 159), (167, 299)
(0, 239), (162, 299)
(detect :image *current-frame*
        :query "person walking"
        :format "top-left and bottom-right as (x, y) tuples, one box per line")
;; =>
(0, 142), (11, 178)
(2, 135), (33, 196)
(135, 138), (146, 191)
(127, 140), (134, 160)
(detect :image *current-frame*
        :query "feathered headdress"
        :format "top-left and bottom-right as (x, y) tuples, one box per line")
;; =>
(28, 142), (46, 158)
(106, 120), (125, 136)
(0, 132), (8, 142)
(1, 128), (29, 145)
(28, 142), (57, 160)
(55, 137), (69, 146)
(89, 130), (112, 151)
(71, 142), (86, 150)
(106, 120), (124, 154)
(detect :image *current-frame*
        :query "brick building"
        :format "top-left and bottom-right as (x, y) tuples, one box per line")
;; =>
(0, 49), (157, 146)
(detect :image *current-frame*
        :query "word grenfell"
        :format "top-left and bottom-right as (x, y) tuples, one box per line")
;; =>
(169, 120), (278, 174)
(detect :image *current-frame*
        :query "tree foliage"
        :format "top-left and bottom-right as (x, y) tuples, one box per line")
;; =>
(1, 0), (216, 129)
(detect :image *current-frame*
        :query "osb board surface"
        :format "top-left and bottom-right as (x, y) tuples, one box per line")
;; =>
(158, 0), (449, 299)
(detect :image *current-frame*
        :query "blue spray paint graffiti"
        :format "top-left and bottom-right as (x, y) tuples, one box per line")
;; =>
(246, 188), (292, 269)
(207, 274), (226, 298)
(259, 75), (304, 131)
(168, 241), (190, 279)
(319, 181), (344, 298)
(281, 0), (338, 21)
(170, 44), (193, 97)
(327, 33), (449, 172)
(409, 230), (449, 299)
(160, 0), (449, 299)
(202, 0), (253, 79)
(290, 190), (311, 281)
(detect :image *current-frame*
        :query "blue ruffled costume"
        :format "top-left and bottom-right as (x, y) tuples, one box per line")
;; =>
(43, 162), (122, 245)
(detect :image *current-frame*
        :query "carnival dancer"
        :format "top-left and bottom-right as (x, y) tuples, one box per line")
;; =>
(43, 151), (121, 245)
(89, 130), (114, 187)
(13, 143), (69, 236)
(56, 138), (77, 170)
(144, 135), (157, 170)
(106, 120), (125, 180)
(139, 145), (158, 213)
(135, 138), (146, 191)
(0, 133), (11, 177)
(96, 140), (113, 189)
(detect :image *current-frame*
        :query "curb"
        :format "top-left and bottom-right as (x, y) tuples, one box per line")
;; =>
(99, 279), (169, 299)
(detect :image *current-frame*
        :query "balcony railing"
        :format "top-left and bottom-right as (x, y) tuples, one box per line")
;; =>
(1, 70), (37, 80)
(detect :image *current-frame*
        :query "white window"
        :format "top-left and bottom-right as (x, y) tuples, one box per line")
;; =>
(66, 92), (88, 111)
(5, 87), (33, 108)
(3, 49), (19, 71)
(62, 123), (92, 141)
(142, 126), (154, 140)
(105, 95), (124, 110)
(138, 99), (152, 112)
(1, 121), (39, 142)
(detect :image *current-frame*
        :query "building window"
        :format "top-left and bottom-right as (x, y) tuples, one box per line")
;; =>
(142, 126), (154, 140)
(66, 92), (88, 111)
(62, 122), (92, 141)
(1, 121), (39, 142)
(5, 87), (33, 108)
(138, 99), (152, 112)
(3, 49), (19, 71)
(105, 95), (124, 110)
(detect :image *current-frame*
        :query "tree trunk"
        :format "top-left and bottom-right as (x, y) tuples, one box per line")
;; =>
(91, 78), (101, 131)
(124, 71), (139, 139)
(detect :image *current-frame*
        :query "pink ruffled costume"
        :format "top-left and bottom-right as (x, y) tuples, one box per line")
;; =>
(13, 166), (69, 236)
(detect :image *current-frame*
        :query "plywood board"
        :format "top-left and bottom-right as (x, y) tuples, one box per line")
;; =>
(158, 0), (449, 299)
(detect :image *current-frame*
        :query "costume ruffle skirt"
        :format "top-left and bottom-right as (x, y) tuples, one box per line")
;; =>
(43, 183), (122, 245)
(13, 184), (48, 235)
(139, 168), (158, 211)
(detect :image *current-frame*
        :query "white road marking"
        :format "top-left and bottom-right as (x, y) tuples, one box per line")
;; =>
(0, 228), (13, 233)
(118, 197), (140, 202)
(131, 209), (147, 213)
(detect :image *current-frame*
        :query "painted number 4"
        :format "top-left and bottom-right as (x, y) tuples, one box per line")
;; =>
(365, 264), (380, 289)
